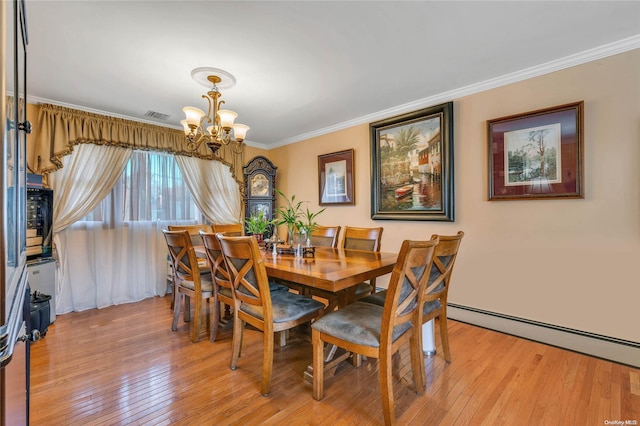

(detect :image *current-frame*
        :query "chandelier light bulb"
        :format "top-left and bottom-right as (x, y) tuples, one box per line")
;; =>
(182, 107), (205, 127)
(217, 109), (238, 131)
(180, 119), (191, 135)
(232, 123), (249, 142)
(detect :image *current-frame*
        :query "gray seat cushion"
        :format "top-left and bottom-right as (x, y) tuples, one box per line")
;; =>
(359, 290), (386, 306)
(354, 282), (372, 297)
(311, 301), (412, 347)
(179, 278), (213, 292)
(219, 287), (233, 299)
(240, 291), (324, 323)
(269, 281), (291, 292)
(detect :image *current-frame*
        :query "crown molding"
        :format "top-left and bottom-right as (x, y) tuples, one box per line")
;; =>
(269, 34), (640, 149)
(28, 34), (640, 150)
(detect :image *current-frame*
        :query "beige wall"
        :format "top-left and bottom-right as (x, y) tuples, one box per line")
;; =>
(261, 49), (640, 343)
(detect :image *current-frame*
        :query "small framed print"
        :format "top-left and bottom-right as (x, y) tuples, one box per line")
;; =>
(488, 101), (584, 200)
(318, 149), (355, 206)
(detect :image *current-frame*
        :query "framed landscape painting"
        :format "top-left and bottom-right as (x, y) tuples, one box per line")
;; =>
(370, 102), (454, 221)
(488, 101), (584, 200)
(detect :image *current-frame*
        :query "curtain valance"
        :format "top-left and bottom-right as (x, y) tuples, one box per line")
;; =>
(33, 103), (244, 182)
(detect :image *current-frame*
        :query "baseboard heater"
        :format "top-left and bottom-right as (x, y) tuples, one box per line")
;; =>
(447, 303), (640, 368)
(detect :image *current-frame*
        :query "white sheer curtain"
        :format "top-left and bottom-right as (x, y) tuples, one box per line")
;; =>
(50, 144), (133, 313)
(53, 149), (212, 313)
(175, 155), (242, 224)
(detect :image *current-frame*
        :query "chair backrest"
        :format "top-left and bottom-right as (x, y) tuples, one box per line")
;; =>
(200, 231), (232, 294)
(163, 229), (204, 292)
(211, 223), (244, 237)
(217, 234), (273, 324)
(424, 231), (464, 303)
(168, 224), (212, 247)
(310, 225), (341, 248)
(381, 236), (439, 345)
(342, 226), (383, 252)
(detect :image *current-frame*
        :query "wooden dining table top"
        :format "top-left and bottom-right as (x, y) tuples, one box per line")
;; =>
(262, 247), (397, 293)
(195, 245), (397, 294)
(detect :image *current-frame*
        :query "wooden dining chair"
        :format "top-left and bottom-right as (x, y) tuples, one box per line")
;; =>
(168, 224), (213, 246)
(167, 224), (212, 309)
(361, 231), (464, 387)
(311, 237), (439, 425)
(310, 225), (341, 248)
(217, 234), (325, 396)
(163, 229), (215, 343)
(211, 223), (244, 236)
(343, 226), (384, 299)
(199, 231), (235, 342)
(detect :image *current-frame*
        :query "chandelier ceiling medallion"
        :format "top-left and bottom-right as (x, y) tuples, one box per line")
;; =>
(181, 67), (249, 154)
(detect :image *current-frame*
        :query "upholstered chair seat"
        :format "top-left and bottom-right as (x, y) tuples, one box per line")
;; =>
(268, 281), (291, 292)
(239, 289), (324, 323)
(311, 301), (412, 347)
(179, 278), (213, 292)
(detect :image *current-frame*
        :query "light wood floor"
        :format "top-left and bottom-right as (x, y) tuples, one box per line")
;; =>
(30, 296), (639, 425)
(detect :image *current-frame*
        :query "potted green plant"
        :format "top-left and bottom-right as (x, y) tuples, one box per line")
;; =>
(298, 206), (326, 246)
(274, 189), (304, 244)
(244, 210), (274, 243)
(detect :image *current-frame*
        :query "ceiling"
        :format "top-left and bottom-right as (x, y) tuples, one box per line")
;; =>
(15, 1), (640, 149)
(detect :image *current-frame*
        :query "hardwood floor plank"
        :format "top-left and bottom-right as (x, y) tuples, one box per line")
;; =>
(30, 296), (640, 425)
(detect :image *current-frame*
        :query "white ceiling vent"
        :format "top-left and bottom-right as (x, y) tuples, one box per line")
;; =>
(144, 110), (171, 120)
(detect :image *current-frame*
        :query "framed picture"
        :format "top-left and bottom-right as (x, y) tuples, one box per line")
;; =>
(318, 149), (355, 205)
(488, 101), (584, 200)
(370, 102), (454, 221)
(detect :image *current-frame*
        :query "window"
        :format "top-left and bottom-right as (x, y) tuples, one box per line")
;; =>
(81, 150), (204, 223)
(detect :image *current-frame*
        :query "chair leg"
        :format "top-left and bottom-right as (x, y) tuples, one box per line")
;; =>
(191, 296), (203, 343)
(379, 349), (396, 426)
(312, 329), (324, 400)
(417, 320), (426, 390)
(184, 296), (191, 322)
(276, 330), (287, 347)
(261, 328), (275, 396)
(439, 313), (451, 362)
(210, 297), (220, 342)
(170, 277), (176, 310)
(230, 318), (244, 370)
(409, 333), (425, 394)
(172, 292), (182, 331)
(352, 353), (363, 367)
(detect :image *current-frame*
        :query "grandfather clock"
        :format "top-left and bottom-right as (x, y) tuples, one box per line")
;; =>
(243, 156), (277, 238)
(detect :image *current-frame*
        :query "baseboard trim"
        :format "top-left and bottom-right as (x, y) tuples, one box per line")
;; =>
(447, 304), (640, 368)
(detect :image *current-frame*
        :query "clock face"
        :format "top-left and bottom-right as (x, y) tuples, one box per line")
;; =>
(250, 173), (269, 197)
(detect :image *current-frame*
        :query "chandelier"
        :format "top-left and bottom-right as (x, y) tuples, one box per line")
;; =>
(181, 67), (249, 154)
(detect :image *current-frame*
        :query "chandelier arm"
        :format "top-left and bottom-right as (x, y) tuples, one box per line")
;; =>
(203, 94), (214, 127)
